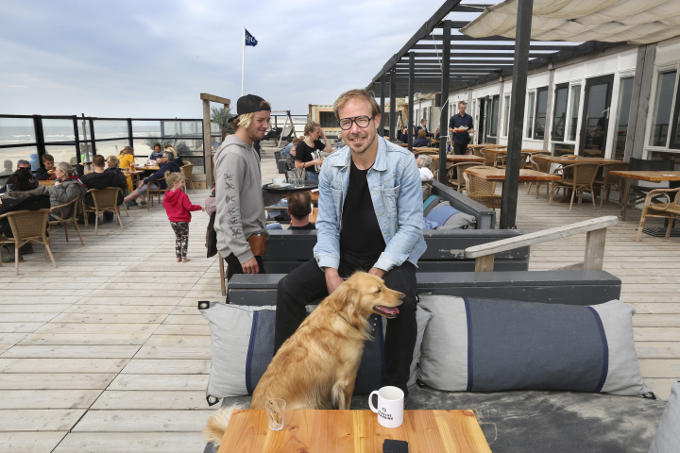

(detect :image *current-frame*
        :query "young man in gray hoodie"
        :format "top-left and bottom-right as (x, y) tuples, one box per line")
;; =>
(214, 94), (271, 279)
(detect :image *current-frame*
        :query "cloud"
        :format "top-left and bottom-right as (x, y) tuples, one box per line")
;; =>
(0, 0), (450, 117)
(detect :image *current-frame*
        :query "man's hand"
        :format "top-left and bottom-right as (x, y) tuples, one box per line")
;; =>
(324, 267), (344, 294)
(368, 267), (386, 278)
(241, 257), (259, 274)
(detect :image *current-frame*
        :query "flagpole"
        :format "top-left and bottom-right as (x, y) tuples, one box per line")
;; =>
(241, 26), (246, 96)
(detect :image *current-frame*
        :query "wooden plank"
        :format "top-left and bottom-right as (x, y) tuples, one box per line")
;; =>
(108, 374), (208, 391)
(0, 323), (45, 333)
(48, 313), (166, 324)
(199, 92), (231, 105)
(0, 409), (85, 431)
(583, 228), (607, 270)
(53, 432), (204, 453)
(0, 390), (101, 409)
(0, 432), (67, 452)
(72, 409), (215, 432)
(0, 374), (115, 390)
(0, 358), (127, 373)
(2, 345), (140, 358)
(91, 390), (207, 410)
(474, 255), (495, 272)
(121, 359), (211, 375)
(465, 216), (619, 258)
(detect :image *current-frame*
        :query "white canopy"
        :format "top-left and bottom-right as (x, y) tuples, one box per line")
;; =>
(461, 0), (680, 44)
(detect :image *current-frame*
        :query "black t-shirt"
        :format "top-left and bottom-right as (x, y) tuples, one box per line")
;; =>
(449, 113), (474, 144)
(339, 160), (385, 263)
(289, 222), (315, 230)
(295, 139), (325, 173)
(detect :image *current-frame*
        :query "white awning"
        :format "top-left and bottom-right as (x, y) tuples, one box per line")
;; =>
(461, 0), (680, 44)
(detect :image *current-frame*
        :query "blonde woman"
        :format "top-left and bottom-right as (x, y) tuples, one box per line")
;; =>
(164, 145), (179, 159)
(117, 146), (135, 192)
(294, 121), (333, 184)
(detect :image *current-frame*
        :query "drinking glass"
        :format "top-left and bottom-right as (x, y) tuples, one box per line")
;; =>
(265, 398), (286, 431)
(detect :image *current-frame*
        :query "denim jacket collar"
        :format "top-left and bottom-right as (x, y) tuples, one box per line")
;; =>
(330, 137), (388, 172)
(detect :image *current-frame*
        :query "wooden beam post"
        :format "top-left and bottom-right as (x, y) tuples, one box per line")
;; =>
(475, 255), (495, 272)
(408, 52), (415, 151)
(500, 0), (533, 229)
(202, 99), (212, 187)
(584, 228), (607, 270)
(438, 21), (451, 184)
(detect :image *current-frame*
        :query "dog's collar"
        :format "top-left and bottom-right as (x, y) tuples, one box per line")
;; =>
(334, 311), (359, 331)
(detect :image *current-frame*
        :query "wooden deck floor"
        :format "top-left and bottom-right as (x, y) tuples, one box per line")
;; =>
(0, 154), (678, 452)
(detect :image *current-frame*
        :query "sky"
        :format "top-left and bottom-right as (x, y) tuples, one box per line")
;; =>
(0, 0), (452, 118)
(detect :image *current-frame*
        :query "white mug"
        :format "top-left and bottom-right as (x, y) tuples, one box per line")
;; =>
(368, 386), (404, 428)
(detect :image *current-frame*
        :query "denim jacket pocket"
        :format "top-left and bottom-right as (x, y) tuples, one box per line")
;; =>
(378, 185), (400, 236)
(330, 187), (343, 222)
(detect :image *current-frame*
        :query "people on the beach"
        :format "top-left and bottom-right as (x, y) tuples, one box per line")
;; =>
(36, 154), (56, 180)
(295, 121), (333, 184)
(274, 88), (426, 396)
(214, 94), (270, 280)
(162, 172), (202, 263)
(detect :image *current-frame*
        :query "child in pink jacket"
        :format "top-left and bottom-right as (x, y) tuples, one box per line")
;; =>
(162, 173), (202, 262)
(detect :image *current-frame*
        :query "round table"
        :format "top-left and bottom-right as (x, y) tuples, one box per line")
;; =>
(262, 183), (318, 206)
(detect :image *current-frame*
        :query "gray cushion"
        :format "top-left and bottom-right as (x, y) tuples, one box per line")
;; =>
(200, 302), (385, 402)
(418, 295), (648, 396)
(649, 381), (680, 453)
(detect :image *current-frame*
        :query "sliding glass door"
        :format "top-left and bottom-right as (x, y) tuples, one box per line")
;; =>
(579, 74), (614, 157)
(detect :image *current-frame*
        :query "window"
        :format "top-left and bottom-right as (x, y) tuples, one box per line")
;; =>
(614, 77), (634, 160)
(489, 95), (499, 137)
(503, 95), (510, 136)
(526, 92), (535, 138)
(650, 70), (677, 146)
(669, 73), (680, 149)
(551, 84), (569, 141)
(319, 112), (336, 128)
(568, 85), (581, 141)
(534, 87), (548, 140)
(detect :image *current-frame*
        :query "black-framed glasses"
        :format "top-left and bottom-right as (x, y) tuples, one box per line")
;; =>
(338, 115), (372, 130)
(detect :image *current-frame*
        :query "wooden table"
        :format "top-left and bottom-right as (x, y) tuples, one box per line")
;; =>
(533, 155), (625, 165)
(465, 166), (561, 182)
(38, 180), (55, 187)
(609, 170), (680, 220)
(218, 409), (491, 453)
(413, 147), (440, 154)
(432, 155), (485, 163)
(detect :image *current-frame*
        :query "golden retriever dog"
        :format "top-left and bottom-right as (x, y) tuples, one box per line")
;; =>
(204, 271), (403, 444)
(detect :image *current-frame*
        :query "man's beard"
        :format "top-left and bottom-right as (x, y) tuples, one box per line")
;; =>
(348, 132), (376, 155)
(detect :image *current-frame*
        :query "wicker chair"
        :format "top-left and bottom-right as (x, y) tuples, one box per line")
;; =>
(527, 155), (554, 199)
(0, 209), (56, 275)
(594, 162), (629, 208)
(481, 148), (505, 167)
(181, 162), (194, 190)
(147, 171), (174, 210)
(448, 161), (483, 193)
(48, 197), (84, 246)
(635, 187), (680, 241)
(549, 163), (600, 210)
(83, 187), (124, 234)
(465, 167), (502, 210)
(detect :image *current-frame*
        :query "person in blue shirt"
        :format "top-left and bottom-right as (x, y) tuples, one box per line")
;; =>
(123, 151), (181, 206)
(412, 129), (431, 147)
(148, 143), (164, 161)
(448, 101), (475, 155)
(274, 88), (426, 396)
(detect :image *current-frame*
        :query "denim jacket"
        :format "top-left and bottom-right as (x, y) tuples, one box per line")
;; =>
(313, 136), (426, 272)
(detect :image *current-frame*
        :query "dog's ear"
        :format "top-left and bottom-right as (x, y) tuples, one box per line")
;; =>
(327, 282), (359, 312)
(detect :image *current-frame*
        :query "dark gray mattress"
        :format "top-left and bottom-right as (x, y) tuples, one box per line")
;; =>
(205, 386), (665, 453)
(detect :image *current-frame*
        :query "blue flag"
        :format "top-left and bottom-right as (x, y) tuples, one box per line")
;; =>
(245, 29), (258, 47)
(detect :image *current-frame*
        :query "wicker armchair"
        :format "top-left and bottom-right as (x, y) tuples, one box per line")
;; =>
(48, 197), (84, 246)
(181, 163), (194, 190)
(465, 167), (502, 210)
(549, 163), (600, 210)
(83, 187), (124, 234)
(481, 148), (504, 167)
(594, 162), (629, 208)
(0, 208), (56, 275)
(635, 187), (680, 242)
(147, 171), (175, 209)
(448, 161), (483, 193)
(527, 154), (554, 199)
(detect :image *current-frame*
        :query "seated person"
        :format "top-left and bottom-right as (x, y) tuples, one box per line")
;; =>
(416, 154), (434, 182)
(164, 145), (179, 159)
(413, 129), (431, 147)
(48, 162), (86, 219)
(148, 143), (163, 161)
(287, 191), (315, 230)
(123, 151), (181, 205)
(1, 159), (36, 194)
(80, 155), (127, 222)
(106, 155), (124, 176)
(295, 122), (333, 184)
(397, 126), (409, 143)
(36, 154), (56, 180)
(117, 146), (136, 193)
(0, 168), (50, 239)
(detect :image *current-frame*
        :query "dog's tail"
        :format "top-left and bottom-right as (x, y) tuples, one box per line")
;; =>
(204, 404), (247, 446)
